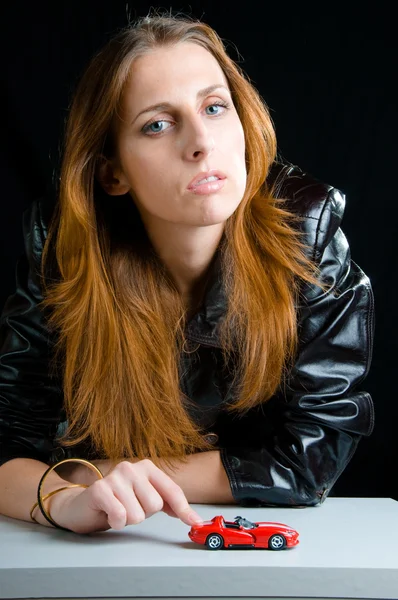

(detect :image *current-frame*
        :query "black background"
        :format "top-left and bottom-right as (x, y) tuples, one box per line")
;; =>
(1, 2), (395, 499)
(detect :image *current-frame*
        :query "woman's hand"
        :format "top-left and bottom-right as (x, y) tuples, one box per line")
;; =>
(48, 459), (203, 534)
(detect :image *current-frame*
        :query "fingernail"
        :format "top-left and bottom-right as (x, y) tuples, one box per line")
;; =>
(189, 512), (203, 524)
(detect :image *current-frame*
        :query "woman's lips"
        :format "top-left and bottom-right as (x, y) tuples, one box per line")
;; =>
(187, 170), (227, 195)
(188, 178), (226, 195)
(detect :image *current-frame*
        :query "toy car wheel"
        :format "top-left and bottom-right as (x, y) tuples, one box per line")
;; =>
(268, 534), (286, 550)
(206, 533), (224, 550)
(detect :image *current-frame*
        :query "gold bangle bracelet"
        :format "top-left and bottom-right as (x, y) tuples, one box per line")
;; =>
(30, 484), (88, 523)
(35, 458), (104, 531)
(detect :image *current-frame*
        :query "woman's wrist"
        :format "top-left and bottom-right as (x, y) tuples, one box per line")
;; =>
(56, 461), (102, 486)
(42, 485), (87, 529)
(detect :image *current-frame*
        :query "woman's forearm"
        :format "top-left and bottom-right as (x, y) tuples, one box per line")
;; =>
(159, 451), (235, 504)
(0, 457), (74, 526)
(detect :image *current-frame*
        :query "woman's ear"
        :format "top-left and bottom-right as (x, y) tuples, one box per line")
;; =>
(96, 156), (130, 196)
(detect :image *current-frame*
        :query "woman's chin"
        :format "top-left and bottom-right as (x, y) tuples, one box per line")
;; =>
(196, 198), (240, 226)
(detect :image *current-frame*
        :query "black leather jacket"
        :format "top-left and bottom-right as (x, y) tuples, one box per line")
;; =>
(0, 162), (375, 506)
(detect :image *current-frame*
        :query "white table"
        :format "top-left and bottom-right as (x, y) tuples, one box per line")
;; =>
(0, 498), (397, 600)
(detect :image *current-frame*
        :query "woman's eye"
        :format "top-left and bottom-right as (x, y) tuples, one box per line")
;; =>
(142, 120), (172, 135)
(205, 102), (229, 115)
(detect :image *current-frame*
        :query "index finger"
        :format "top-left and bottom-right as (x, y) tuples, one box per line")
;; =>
(148, 468), (203, 526)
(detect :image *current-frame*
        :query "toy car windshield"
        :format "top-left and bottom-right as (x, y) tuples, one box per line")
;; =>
(233, 516), (257, 529)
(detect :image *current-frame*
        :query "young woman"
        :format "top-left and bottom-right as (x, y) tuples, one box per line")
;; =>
(0, 13), (374, 534)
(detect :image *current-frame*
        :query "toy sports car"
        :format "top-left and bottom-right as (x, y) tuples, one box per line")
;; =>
(188, 515), (299, 550)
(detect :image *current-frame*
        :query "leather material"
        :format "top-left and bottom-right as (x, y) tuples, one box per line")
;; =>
(0, 162), (375, 506)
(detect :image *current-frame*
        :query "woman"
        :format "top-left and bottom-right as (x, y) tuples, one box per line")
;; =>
(0, 13), (374, 534)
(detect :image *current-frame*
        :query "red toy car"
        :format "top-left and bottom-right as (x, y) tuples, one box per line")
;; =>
(188, 515), (299, 550)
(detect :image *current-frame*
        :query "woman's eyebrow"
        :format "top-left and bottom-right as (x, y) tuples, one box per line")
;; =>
(131, 84), (230, 124)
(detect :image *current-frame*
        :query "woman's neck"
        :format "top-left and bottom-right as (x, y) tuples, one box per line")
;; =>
(144, 220), (224, 301)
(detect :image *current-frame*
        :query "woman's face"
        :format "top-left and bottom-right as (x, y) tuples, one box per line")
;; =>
(109, 41), (247, 229)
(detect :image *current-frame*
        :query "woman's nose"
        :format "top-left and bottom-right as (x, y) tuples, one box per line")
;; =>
(182, 118), (215, 161)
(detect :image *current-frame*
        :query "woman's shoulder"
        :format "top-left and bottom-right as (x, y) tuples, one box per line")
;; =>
(267, 161), (346, 260)
(23, 187), (57, 241)
(21, 187), (58, 285)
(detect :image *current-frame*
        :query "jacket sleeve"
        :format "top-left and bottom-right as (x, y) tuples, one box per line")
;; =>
(219, 187), (375, 506)
(0, 199), (64, 467)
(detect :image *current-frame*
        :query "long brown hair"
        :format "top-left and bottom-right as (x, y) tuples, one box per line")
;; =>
(40, 12), (319, 468)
